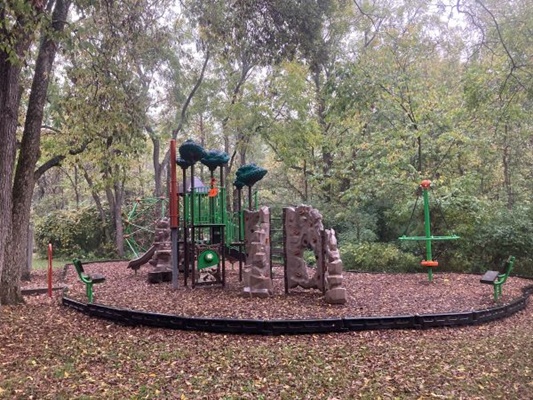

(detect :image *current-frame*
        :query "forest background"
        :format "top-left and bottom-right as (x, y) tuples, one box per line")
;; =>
(1, 0), (533, 305)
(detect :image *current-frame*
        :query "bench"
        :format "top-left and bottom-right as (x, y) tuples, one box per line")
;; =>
(72, 258), (106, 303)
(480, 256), (515, 301)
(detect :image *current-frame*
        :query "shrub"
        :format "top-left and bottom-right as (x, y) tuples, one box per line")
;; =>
(35, 206), (113, 259)
(340, 242), (419, 273)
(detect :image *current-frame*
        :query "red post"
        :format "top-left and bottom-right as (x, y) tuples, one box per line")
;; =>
(169, 139), (179, 228)
(47, 243), (53, 297)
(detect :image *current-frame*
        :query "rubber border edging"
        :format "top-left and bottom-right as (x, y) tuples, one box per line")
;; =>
(62, 284), (532, 335)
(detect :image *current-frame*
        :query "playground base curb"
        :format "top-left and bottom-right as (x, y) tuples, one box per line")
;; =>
(62, 285), (533, 335)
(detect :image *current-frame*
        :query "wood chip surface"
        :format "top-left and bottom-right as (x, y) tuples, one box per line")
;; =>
(24, 261), (533, 320)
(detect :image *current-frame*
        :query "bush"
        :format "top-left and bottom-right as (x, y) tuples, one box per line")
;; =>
(460, 204), (533, 276)
(35, 206), (113, 259)
(340, 242), (419, 273)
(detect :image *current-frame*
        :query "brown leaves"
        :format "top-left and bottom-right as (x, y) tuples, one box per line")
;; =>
(2, 263), (532, 398)
(31, 261), (532, 320)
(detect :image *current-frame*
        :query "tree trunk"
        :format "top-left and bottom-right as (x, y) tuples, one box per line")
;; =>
(0, 5), (39, 304)
(151, 130), (163, 197)
(152, 51), (210, 197)
(113, 172), (125, 258)
(312, 67), (333, 201)
(104, 165), (126, 257)
(0, 56), (22, 296)
(82, 166), (112, 244)
(1, 0), (71, 305)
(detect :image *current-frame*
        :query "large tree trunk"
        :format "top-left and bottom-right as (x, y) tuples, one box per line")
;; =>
(1, 0), (72, 305)
(0, 101), (18, 302)
(0, 52), (23, 296)
(0, 2), (44, 305)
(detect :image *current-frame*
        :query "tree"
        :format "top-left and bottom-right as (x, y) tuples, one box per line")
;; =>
(458, 0), (533, 208)
(1, 0), (72, 305)
(0, 1), (41, 302)
(55, 0), (170, 257)
(182, 0), (341, 204)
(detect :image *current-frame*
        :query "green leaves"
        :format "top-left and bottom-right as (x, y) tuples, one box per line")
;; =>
(34, 206), (113, 258)
(188, 0), (336, 66)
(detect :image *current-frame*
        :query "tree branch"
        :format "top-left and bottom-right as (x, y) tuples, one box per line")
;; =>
(34, 139), (90, 180)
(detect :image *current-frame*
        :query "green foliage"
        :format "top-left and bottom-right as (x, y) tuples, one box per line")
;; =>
(188, 0), (336, 66)
(455, 203), (533, 276)
(341, 242), (419, 273)
(34, 206), (114, 259)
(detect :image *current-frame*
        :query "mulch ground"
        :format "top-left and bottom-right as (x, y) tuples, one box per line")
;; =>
(22, 261), (533, 319)
(6, 262), (533, 399)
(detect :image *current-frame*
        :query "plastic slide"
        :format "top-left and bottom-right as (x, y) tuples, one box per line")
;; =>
(127, 245), (156, 271)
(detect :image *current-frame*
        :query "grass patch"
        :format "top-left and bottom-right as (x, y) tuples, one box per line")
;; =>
(31, 255), (71, 270)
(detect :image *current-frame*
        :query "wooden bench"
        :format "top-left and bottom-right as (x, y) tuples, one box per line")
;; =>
(480, 256), (515, 301)
(72, 259), (106, 303)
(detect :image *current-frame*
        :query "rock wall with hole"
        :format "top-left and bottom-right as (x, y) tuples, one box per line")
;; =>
(148, 218), (172, 283)
(284, 205), (346, 304)
(243, 206), (273, 297)
(284, 205), (324, 290)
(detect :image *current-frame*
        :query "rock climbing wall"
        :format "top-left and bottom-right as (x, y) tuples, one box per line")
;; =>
(323, 228), (347, 304)
(283, 205), (324, 290)
(243, 206), (273, 298)
(284, 205), (346, 304)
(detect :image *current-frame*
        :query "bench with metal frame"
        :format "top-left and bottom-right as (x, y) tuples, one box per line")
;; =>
(72, 258), (106, 303)
(480, 256), (515, 301)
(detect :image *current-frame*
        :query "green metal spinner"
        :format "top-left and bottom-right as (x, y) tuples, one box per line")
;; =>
(399, 180), (459, 282)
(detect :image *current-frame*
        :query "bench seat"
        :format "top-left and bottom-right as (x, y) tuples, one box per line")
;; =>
(72, 258), (106, 303)
(480, 256), (515, 301)
(480, 270), (500, 284)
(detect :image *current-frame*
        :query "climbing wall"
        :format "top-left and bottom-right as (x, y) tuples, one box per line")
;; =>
(148, 218), (172, 283)
(283, 205), (324, 290)
(323, 228), (346, 304)
(242, 206), (273, 298)
(284, 205), (346, 304)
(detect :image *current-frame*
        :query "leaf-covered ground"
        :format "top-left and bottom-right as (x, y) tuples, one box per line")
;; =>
(1, 262), (532, 399)
(33, 261), (533, 319)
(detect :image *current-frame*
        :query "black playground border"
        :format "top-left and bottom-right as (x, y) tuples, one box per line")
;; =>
(62, 284), (533, 335)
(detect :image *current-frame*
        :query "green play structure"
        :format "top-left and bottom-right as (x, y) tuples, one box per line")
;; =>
(124, 197), (167, 257)
(171, 139), (266, 288)
(399, 180), (460, 282)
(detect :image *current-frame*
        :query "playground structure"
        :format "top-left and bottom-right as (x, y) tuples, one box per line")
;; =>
(283, 205), (346, 304)
(57, 144), (529, 332)
(128, 139), (347, 304)
(399, 179), (460, 282)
